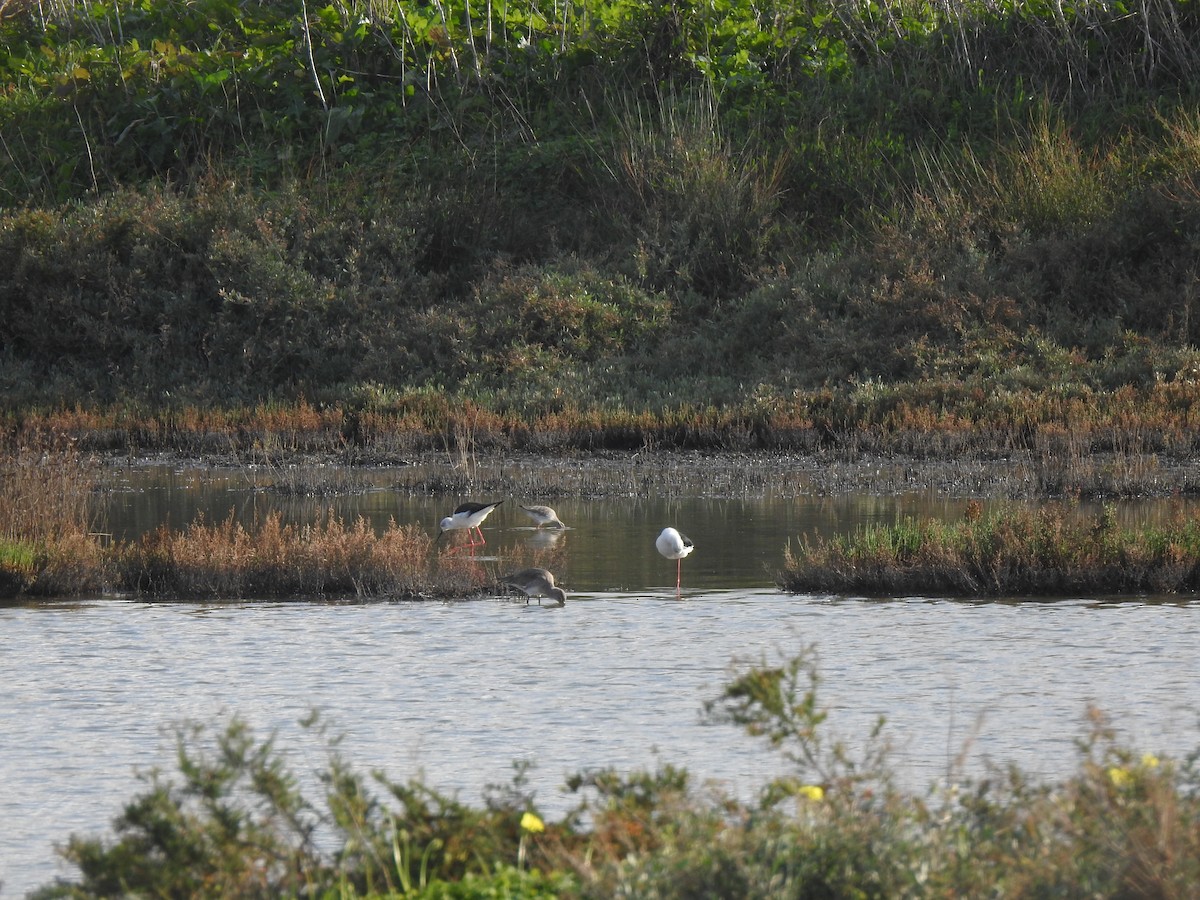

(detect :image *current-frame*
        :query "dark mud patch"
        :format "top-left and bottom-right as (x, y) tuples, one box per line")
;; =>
(108, 448), (1200, 501)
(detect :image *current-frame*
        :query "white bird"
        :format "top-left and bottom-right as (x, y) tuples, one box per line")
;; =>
(656, 526), (694, 591)
(500, 567), (567, 605)
(520, 504), (566, 529)
(436, 500), (504, 548)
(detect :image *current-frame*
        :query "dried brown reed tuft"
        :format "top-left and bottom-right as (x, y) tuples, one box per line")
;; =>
(31, 531), (109, 596)
(8, 383), (1200, 474)
(115, 509), (454, 600)
(0, 442), (99, 544)
(0, 441), (107, 595)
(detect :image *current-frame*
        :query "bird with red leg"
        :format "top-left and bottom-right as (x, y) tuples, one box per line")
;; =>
(656, 526), (694, 593)
(436, 500), (504, 551)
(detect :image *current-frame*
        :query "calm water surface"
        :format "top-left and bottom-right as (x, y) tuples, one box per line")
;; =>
(2, 464), (1200, 896)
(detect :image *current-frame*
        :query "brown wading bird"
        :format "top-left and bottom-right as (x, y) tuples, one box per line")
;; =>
(500, 567), (567, 606)
(520, 504), (566, 529)
(436, 500), (504, 549)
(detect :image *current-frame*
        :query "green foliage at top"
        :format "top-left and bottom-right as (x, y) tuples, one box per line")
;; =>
(4, 0), (1200, 427)
(4, 0), (1198, 204)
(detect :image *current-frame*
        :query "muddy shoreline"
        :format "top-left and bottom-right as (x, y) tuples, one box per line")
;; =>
(107, 447), (1200, 501)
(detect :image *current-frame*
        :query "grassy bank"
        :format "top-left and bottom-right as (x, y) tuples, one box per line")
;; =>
(3, 1), (1200, 445)
(6, 441), (1200, 600)
(780, 502), (1200, 597)
(29, 651), (1200, 898)
(10, 383), (1200, 470)
(0, 445), (563, 600)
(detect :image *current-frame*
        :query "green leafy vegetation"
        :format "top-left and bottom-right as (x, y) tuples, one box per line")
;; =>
(30, 650), (1200, 897)
(2, 1), (1200, 453)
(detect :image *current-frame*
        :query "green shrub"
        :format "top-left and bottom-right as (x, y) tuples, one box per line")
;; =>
(30, 713), (572, 899)
(29, 651), (1200, 898)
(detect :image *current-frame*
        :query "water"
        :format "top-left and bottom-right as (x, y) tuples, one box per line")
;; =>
(96, 460), (985, 593)
(2, 463), (1200, 896)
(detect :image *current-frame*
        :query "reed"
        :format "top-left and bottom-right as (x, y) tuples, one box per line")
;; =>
(112, 509), (474, 600)
(10, 382), (1200, 470)
(0, 434), (503, 599)
(0, 443), (98, 544)
(780, 502), (1200, 596)
(0, 442), (107, 595)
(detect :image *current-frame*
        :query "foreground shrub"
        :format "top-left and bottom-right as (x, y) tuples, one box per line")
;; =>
(30, 714), (577, 899)
(32, 650), (1200, 898)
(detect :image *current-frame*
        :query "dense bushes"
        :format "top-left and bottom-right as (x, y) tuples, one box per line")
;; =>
(4, 1), (1200, 440)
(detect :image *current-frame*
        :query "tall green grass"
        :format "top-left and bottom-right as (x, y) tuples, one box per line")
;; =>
(781, 502), (1200, 596)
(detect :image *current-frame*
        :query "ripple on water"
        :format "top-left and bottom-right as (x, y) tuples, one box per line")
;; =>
(2, 592), (1200, 895)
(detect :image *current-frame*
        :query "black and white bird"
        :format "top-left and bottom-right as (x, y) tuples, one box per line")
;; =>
(436, 500), (504, 548)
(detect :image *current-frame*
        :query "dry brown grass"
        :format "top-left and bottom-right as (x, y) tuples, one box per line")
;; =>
(0, 438), (530, 601)
(0, 433), (496, 599)
(9, 381), (1200, 466)
(31, 530), (109, 596)
(0, 440), (107, 595)
(0, 441), (98, 544)
(113, 509), (473, 600)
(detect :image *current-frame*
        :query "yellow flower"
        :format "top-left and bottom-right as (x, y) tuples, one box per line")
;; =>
(520, 811), (545, 833)
(1107, 766), (1133, 788)
(1141, 753), (1160, 769)
(797, 784), (825, 802)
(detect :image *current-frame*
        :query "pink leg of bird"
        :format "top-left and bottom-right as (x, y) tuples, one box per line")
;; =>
(446, 531), (479, 553)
